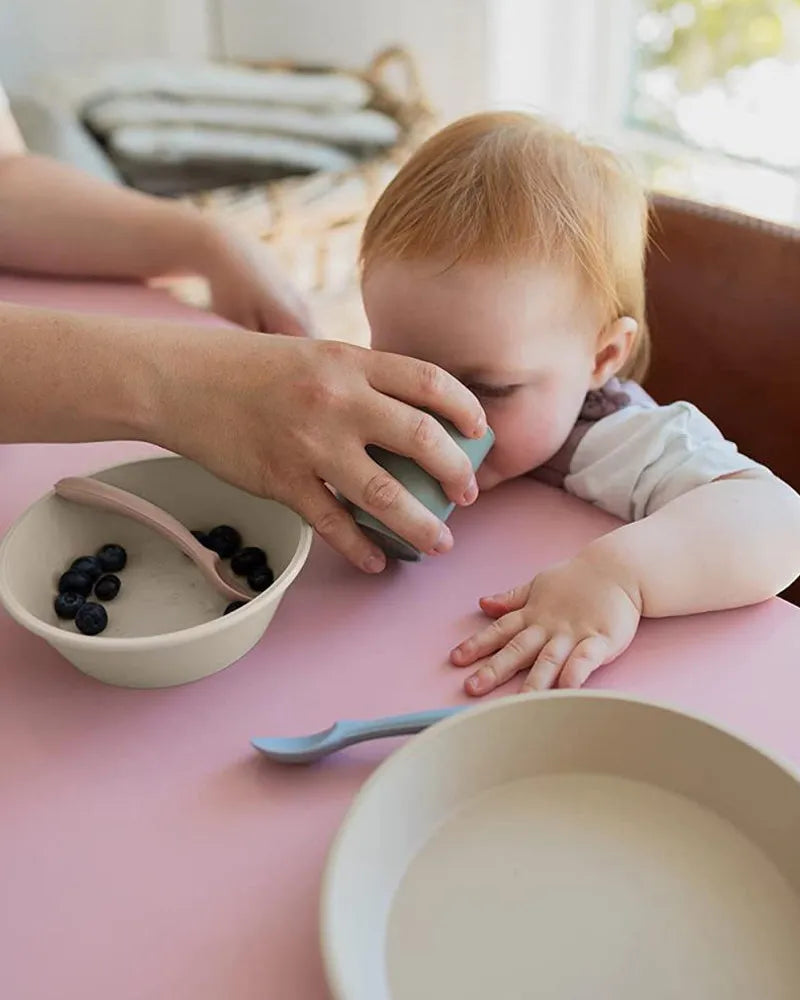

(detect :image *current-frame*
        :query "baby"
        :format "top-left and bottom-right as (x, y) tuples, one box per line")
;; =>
(360, 111), (800, 696)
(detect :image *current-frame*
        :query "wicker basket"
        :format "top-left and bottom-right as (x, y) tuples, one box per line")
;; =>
(171, 47), (435, 343)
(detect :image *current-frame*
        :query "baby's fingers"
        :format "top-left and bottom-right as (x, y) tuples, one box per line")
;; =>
(463, 625), (547, 697)
(521, 636), (578, 692)
(557, 636), (609, 689)
(478, 581), (532, 618)
(450, 610), (528, 667)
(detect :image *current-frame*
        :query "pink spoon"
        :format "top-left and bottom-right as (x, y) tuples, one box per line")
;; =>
(54, 477), (251, 603)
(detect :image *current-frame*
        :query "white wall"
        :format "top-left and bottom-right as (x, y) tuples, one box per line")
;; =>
(487, 0), (638, 138)
(0, 0), (212, 94)
(0, 0), (492, 121)
(0, 0), (640, 142)
(216, 0), (491, 120)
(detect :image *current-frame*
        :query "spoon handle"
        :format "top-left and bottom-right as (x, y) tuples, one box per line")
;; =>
(56, 477), (201, 557)
(336, 706), (466, 747)
(54, 477), (250, 602)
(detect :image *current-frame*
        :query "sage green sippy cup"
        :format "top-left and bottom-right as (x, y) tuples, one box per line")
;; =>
(346, 418), (495, 561)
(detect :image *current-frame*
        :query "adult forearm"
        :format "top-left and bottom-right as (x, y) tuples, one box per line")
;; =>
(0, 303), (486, 571)
(0, 154), (220, 279)
(582, 475), (800, 617)
(0, 302), (185, 443)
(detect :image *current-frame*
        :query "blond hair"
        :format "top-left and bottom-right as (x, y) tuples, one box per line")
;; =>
(361, 111), (650, 381)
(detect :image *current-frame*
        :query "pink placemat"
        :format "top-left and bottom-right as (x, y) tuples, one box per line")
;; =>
(2, 274), (800, 999)
(2, 463), (799, 1000)
(0, 273), (219, 325)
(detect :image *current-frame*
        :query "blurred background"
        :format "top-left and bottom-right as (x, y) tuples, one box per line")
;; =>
(2, 0), (798, 336)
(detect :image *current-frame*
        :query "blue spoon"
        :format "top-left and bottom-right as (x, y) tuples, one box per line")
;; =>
(251, 706), (467, 764)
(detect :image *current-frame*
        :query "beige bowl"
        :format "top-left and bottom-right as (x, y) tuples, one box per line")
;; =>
(321, 691), (800, 1000)
(0, 455), (312, 687)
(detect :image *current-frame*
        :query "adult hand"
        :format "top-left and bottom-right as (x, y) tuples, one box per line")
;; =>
(155, 331), (487, 571)
(198, 224), (316, 338)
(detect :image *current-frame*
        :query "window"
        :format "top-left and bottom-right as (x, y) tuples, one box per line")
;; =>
(488, 0), (800, 224)
(627, 0), (800, 223)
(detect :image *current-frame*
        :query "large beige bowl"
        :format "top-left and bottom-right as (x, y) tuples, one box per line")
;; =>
(0, 455), (312, 687)
(321, 691), (800, 1000)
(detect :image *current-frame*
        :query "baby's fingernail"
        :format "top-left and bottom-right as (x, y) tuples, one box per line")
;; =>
(430, 524), (453, 555)
(363, 553), (386, 573)
(473, 415), (487, 438)
(466, 675), (482, 695)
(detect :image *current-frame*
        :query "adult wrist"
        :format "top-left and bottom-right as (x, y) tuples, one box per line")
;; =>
(176, 210), (236, 279)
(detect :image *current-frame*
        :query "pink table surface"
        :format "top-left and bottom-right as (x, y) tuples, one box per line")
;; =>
(2, 275), (800, 1000)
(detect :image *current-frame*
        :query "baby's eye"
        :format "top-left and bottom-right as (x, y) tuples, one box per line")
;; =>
(468, 383), (520, 400)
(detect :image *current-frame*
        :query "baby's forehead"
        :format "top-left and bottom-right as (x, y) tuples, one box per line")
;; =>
(364, 257), (599, 377)
(367, 254), (586, 297)
(364, 257), (597, 337)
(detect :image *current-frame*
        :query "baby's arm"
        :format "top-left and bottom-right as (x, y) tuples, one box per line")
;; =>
(585, 470), (800, 617)
(452, 404), (800, 695)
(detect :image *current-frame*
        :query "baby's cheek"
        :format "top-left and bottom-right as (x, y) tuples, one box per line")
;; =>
(476, 462), (506, 490)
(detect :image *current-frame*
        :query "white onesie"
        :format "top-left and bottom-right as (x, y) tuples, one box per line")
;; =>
(534, 380), (764, 522)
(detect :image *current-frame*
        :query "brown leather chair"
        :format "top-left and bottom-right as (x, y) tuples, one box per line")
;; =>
(644, 194), (800, 604)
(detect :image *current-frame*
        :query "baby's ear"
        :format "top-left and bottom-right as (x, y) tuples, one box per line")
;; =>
(590, 317), (638, 388)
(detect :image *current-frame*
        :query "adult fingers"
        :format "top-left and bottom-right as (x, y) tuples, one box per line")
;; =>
(291, 479), (387, 573)
(327, 448), (455, 557)
(258, 297), (316, 338)
(365, 397), (479, 506)
(366, 351), (486, 441)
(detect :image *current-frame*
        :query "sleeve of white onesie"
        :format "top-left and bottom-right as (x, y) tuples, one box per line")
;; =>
(563, 401), (766, 522)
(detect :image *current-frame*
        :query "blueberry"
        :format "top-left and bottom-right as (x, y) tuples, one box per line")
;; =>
(96, 544), (127, 573)
(223, 600), (248, 615)
(247, 566), (274, 593)
(192, 530), (212, 548)
(230, 546), (268, 576)
(75, 602), (108, 636)
(54, 591), (85, 620)
(70, 556), (104, 582)
(94, 574), (121, 602)
(58, 570), (93, 597)
(206, 525), (242, 559)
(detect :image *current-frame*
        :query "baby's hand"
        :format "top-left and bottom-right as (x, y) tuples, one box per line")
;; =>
(450, 555), (642, 695)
